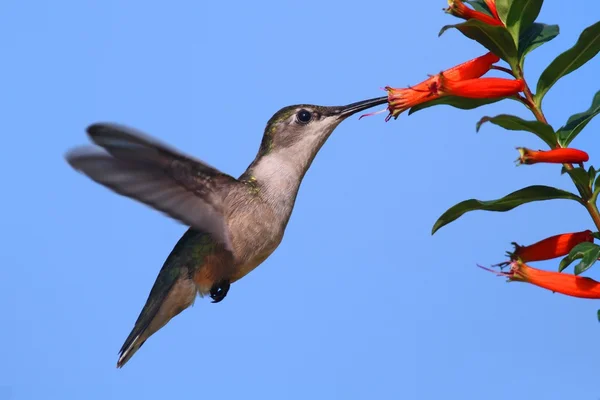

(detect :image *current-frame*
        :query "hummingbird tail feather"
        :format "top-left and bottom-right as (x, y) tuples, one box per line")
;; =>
(116, 269), (198, 368)
(117, 335), (144, 368)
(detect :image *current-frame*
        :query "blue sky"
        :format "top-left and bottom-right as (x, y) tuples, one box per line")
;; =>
(2, 1), (600, 399)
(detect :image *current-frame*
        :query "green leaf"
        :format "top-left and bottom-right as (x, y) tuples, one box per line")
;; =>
(518, 23), (560, 58)
(575, 250), (600, 275)
(505, 0), (543, 46)
(593, 175), (600, 204)
(475, 114), (557, 147)
(535, 21), (600, 106)
(558, 242), (600, 274)
(557, 90), (600, 146)
(588, 166), (597, 185)
(597, 309), (600, 322)
(587, 167), (598, 202)
(439, 20), (518, 70)
(565, 167), (592, 192)
(408, 96), (508, 115)
(494, 0), (510, 24)
(432, 185), (582, 234)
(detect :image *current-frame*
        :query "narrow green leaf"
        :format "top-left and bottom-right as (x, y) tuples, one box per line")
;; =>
(587, 167), (598, 200)
(432, 186), (582, 234)
(592, 232), (600, 240)
(475, 114), (557, 147)
(588, 166), (597, 184)
(559, 253), (574, 272)
(505, 0), (543, 45)
(408, 96), (507, 115)
(593, 175), (600, 204)
(557, 90), (600, 146)
(593, 176), (600, 205)
(494, 0), (510, 24)
(519, 23), (560, 58)
(535, 21), (600, 106)
(597, 309), (600, 322)
(440, 20), (518, 70)
(438, 24), (456, 37)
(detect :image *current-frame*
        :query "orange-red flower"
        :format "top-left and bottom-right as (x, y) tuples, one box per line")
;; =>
(430, 52), (500, 82)
(384, 84), (436, 121)
(517, 147), (590, 165)
(482, 261), (600, 299)
(438, 76), (525, 99)
(445, 0), (503, 26)
(484, 0), (499, 20)
(386, 75), (523, 120)
(381, 52), (503, 120)
(506, 230), (595, 263)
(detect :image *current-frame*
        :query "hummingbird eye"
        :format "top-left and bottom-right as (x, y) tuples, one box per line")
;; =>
(296, 109), (312, 124)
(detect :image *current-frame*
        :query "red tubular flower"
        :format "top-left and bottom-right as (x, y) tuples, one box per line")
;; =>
(517, 147), (590, 165)
(383, 53), (500, 120)
(385, 86), (434, 121)
(446, 0), (503, 26)
(439, 76), (525, 99)
(435, 52), (500, 81)
(507, 230), (595, 263)
(483, 261), (600, 299)
(484, 0), (500, 20)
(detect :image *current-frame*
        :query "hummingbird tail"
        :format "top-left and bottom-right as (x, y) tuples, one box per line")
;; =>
(117, 335), (144, 368)
(116, 229), (232, 368)
(116, 268), (198, 368)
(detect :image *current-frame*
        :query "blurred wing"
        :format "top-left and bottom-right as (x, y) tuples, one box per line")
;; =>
(66, 123), (236, 250)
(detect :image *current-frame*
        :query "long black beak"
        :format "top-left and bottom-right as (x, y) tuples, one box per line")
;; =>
(331, 96), (388, 119)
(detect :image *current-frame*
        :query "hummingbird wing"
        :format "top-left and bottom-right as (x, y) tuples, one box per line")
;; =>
(66, 123), (237, 250)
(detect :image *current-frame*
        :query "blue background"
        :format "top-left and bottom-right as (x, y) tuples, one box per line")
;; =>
(2, 1), (600, 399)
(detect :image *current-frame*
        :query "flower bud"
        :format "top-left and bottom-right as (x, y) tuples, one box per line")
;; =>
(517, 148), (590, 165)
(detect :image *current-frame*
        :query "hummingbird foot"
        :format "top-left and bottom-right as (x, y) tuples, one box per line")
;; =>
(210, 280), (230, 303)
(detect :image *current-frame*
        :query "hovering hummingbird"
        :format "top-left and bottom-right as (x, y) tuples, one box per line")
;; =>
(66, 96), (387, 367)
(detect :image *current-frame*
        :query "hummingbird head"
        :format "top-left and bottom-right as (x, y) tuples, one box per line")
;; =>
(242, 95), (387, 223)
(250, 96), (388, 176)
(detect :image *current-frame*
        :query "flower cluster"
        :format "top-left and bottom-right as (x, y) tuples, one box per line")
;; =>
(366, 0), (527, 121)
(370, 0), (600, 308)
(487, 231), (600, 299)
(383, 52), (524, 121)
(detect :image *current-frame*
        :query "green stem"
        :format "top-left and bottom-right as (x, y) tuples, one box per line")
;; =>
(520, 78), (600, 232)
(585, 202), (600, 231)
(521, 81), (548, 124)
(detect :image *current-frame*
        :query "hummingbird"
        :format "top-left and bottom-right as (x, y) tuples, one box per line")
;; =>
(65, 96), (387, 368)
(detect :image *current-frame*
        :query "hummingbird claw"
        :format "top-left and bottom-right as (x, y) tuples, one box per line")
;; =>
(210, 280), (230, 303)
